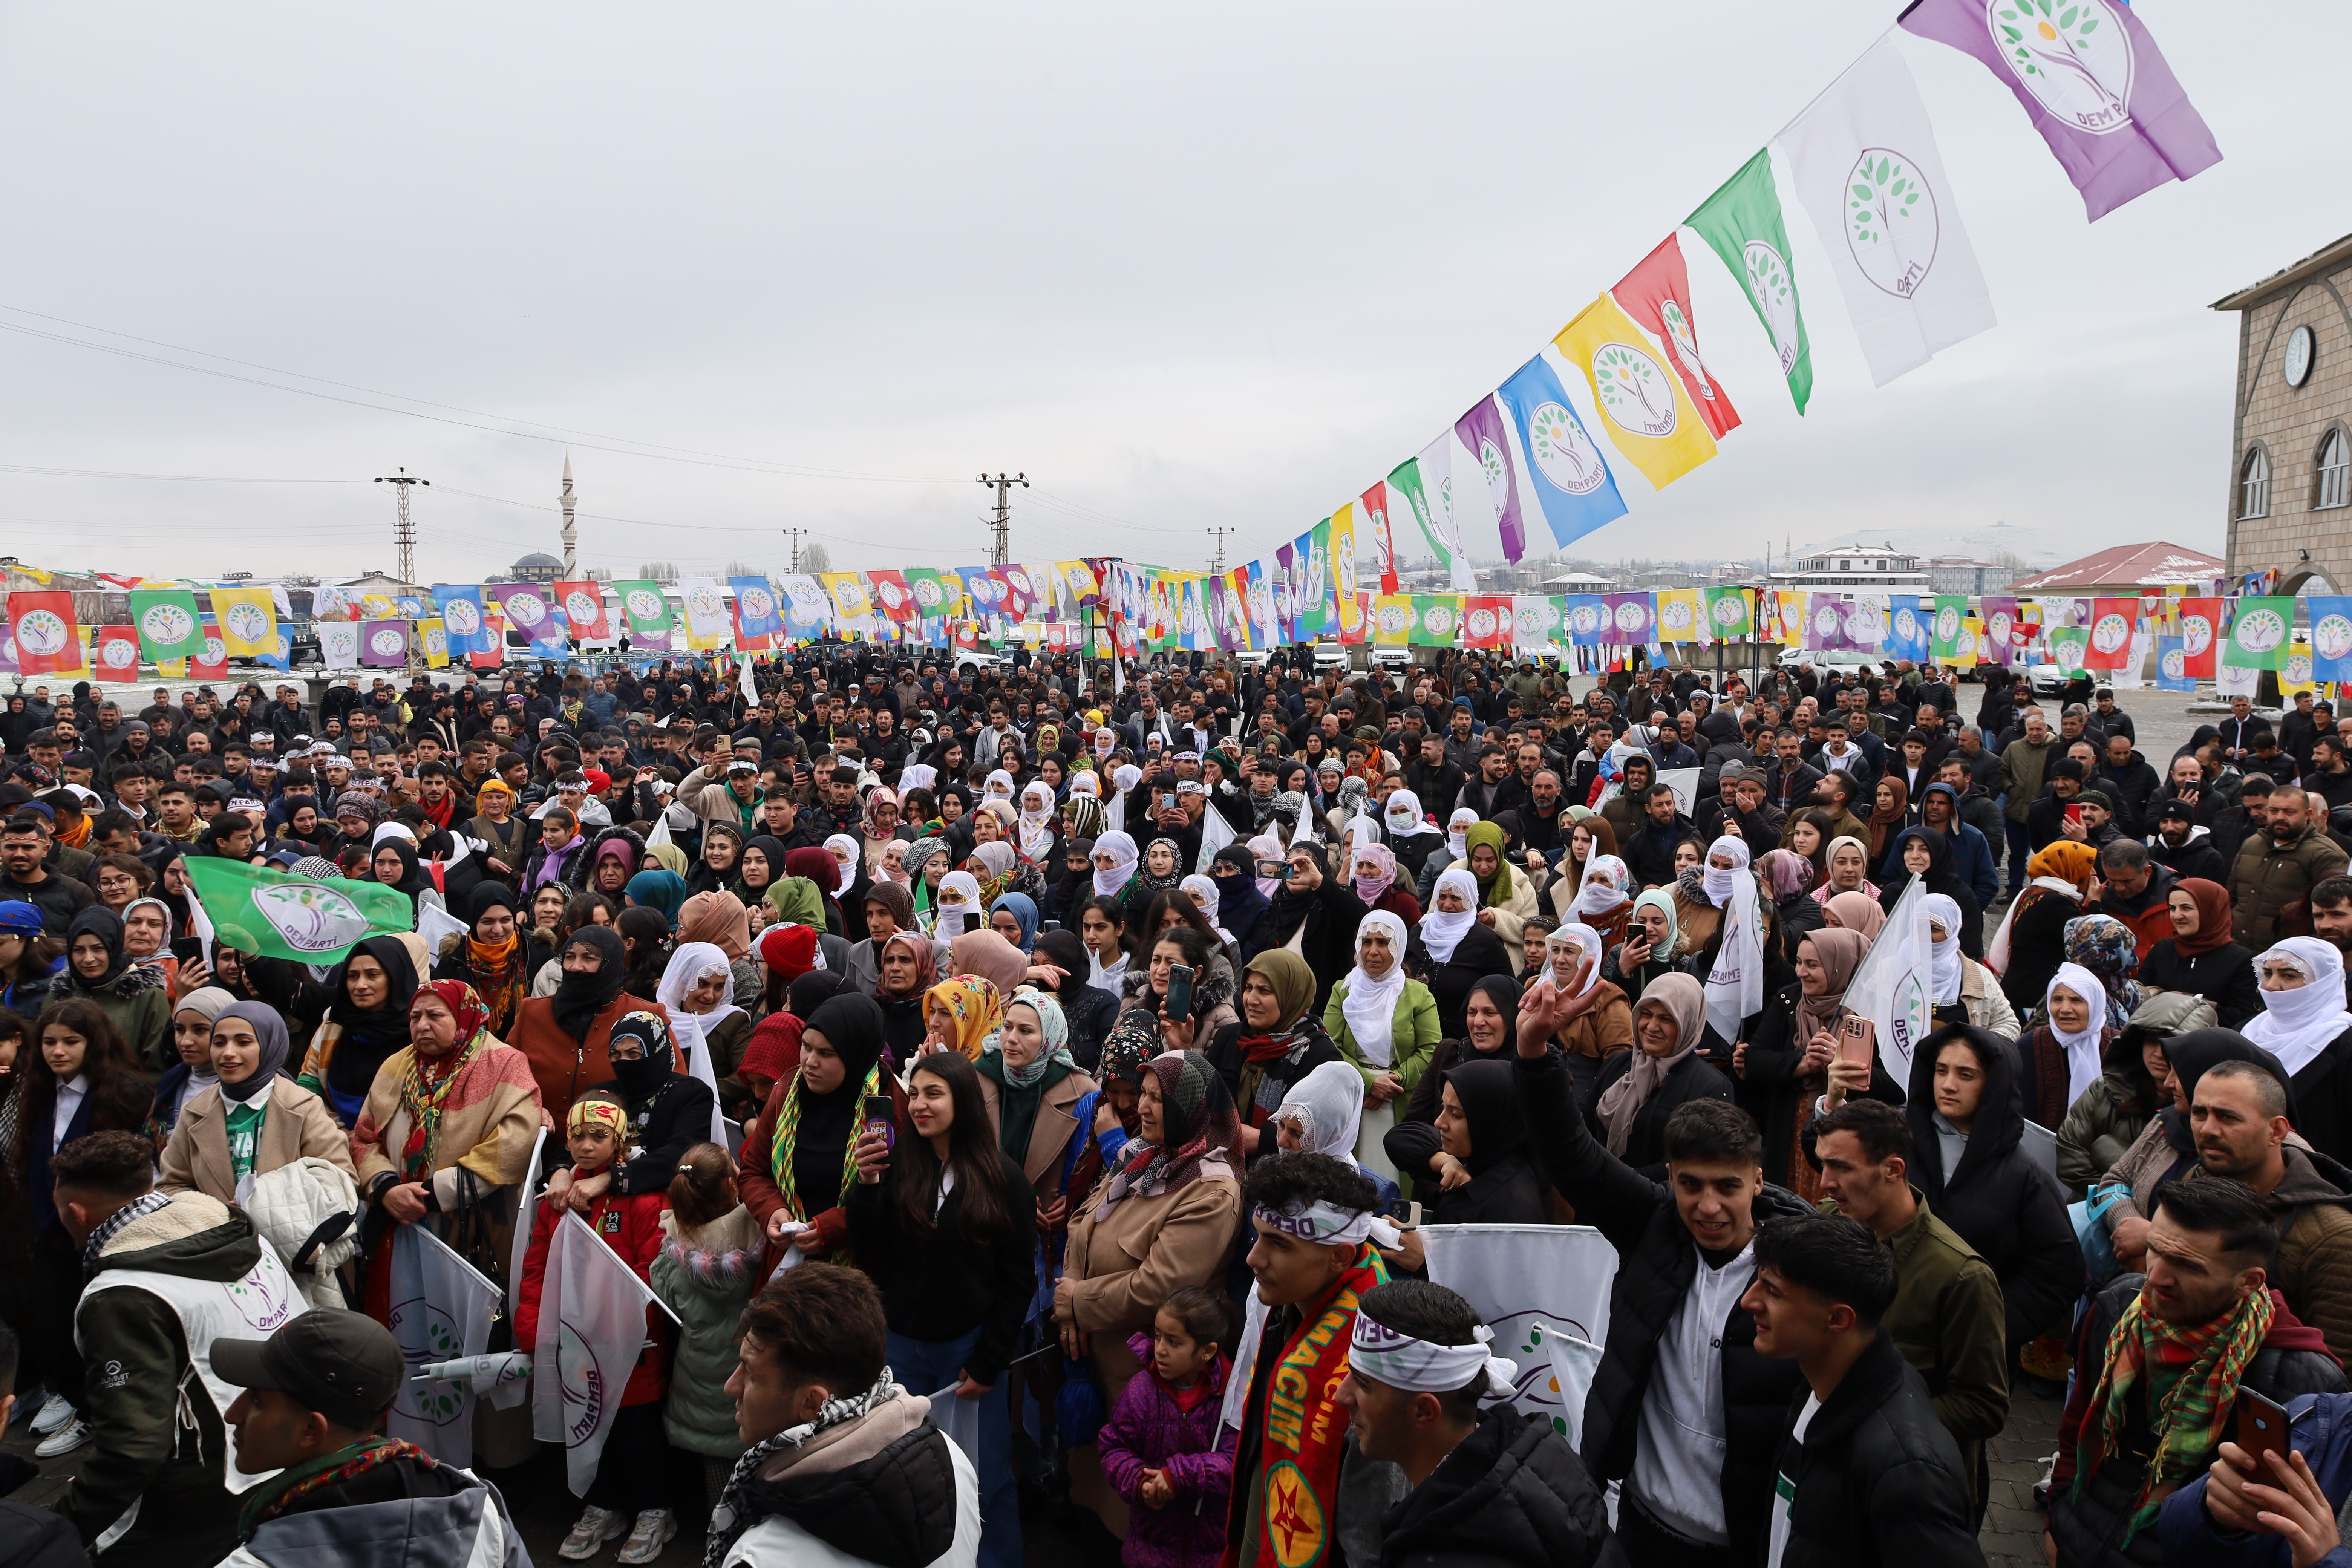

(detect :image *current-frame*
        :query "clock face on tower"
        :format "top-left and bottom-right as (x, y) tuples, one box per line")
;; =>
(2286, 323), (2316, 388)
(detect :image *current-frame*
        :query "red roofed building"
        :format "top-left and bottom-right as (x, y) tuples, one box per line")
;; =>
(2005, 542), (2227, 596)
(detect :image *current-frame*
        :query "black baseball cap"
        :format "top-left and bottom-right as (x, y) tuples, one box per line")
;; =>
(212, 1309), (406, 1429)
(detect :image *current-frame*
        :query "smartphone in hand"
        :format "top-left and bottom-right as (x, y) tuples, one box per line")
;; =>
(862, 1094), (896, 1152)
(1165, 964), (1196, 1025)
(1838, 1014), (1877, 1070)
(2237, 1388), (2293, 1476)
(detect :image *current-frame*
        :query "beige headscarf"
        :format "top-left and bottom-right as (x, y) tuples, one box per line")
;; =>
(1596, 972), (1706, 1156)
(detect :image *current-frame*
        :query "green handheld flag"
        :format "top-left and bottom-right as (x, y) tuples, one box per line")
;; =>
(182, 856), (414, 963)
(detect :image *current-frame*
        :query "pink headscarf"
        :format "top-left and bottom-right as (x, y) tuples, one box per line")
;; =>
(948, 928), (1029, 993)
(1350, 842), (1398, 903)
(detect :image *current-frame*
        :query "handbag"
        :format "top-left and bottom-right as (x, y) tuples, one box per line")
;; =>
(2070, 1180), (2129, 1287)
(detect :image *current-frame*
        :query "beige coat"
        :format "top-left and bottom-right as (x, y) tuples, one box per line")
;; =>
(1063, 1164), (1242, 1391)
(158, 1078), (354, 1203)
(978, 1068), (1100, 1205)
(350, 1041), (543, 1213)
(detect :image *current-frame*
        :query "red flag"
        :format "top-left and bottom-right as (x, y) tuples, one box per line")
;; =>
(191, 622), (230, 679)
(2176, 597), (2222, 678)
(94, 626), (141, 681)
(1464, 596), (1512, 649)
(867, 570), (918, 624)
(8, 590), (81, 677)
(1359, 483), (1400, 594)
(1612, 234), (1741, 440)
(2084, 599), (2138, 670)
(554, 581), (610, 640)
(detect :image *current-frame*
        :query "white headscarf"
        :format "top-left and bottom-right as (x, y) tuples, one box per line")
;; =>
(1018, 781), (1058, 863)
(822, 833), (860, 896)
(1704, 836), (1764, 1044)
(1568, 855), (1632, 922)
(2244, 937), (2352, 1076)
(1340, 911), (1410, 1068)
(1446, 808), (1478, 862)
(1701, 834), (1750, 908)
(2046, 961), (2110, 1109)
(1091, 831), (1139, 899)
(1544, 923), (1604, 997)
(1384, 790), (1439, 839)
(1272, 1060), (1367, 1165)
(895, 762), (938, 796)
(653, 940), (735, 1143)
(983, 769), (1017, 806)
(1178, 874), (1233, 947)
(1069, 771), (1101, 799)
(1923, 892), (1965, 1005)
(934, 870), (982, 939)
(1420, 868), (1480, 965)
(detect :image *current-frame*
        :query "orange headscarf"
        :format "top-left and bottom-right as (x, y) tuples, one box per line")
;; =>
(924, 975), (1004, 1059)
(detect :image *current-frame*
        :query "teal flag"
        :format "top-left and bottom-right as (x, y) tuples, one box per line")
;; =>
(184, 856), (413, 963)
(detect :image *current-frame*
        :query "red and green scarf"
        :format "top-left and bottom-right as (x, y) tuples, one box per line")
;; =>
(238, 1435), (436, 1539)
(1234, 1247), (1389, 1568)
(2072, 1284), (2273, 1545)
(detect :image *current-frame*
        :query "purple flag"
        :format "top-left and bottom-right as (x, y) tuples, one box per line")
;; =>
(1604, 593), (1657, 646)
(1453, 397), (1527, 564)
(1899, 0), (2220, 221)
(361, 619), (410, 667)
(1980, 596), (2020, 665)
(1805, 594), (1853, 653)
(488, 582), (555, 638)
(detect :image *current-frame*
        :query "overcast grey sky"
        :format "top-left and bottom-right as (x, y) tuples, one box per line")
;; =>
(0, 2), (2329, 583)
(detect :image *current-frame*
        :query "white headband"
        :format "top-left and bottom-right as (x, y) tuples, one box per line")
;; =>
(1253, 1200), (1399, 1250)
(1347, 1316), (1519, 1395)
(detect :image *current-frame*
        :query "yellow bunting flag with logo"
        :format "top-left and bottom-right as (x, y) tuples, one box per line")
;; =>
(1553, 294), (1719, 490)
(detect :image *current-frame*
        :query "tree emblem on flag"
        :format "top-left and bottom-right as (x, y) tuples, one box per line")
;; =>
(1613, 600), (1651, 638)
(99, 635), (136, 671)
(2316, 614), (2352, 663)
(369, 628), (408, 660)
(2161, 645), (2187, 681)
(1845, 149), (1939, 297)
(2090, 612), (2132, 654)
(391, 1296), (468, 1423)
(1657, 300), (1718, 400)
(2235, 606), (2289, 654)
(1592, 343), (1678, 438)
(564, 590), (600, 625)
(1527, 402), (1609, 496)
(1659, 598), (1694, 633)
(250, 883), (374, 954)
(1477, 438), (1511, 509)
(1743, 242), (1802, 375)
(224, 601), (273, 644)
(1423, 602), (1459, 639)
(14, 611), (67, 657)
(2181, 613), (2214, 656)
(1990, 0), (2134, 133)
(140, 603), (194, 646)
(1934, 604), (1962, 645)
(623, 588), (663, 623)
(1466, 605), (1498, 641)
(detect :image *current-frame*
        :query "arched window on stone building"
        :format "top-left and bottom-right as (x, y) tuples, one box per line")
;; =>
(2317, 427), (2350, 511)
(2242, 446), (2272, 519)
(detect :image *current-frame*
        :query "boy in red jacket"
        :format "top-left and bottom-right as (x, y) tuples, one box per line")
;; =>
(518, 1092), (675, 1564)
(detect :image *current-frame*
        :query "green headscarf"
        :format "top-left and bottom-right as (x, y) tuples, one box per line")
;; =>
(766, 874), (827, 929)
(1463, 821), (1514, 903)
(1245, 949), (1317, 1031)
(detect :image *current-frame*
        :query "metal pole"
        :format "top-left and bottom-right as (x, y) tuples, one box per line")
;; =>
(559, 456), (577, 576)
(975, 473), (1027, 567)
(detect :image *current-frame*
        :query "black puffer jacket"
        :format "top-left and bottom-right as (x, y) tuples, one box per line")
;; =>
(1903, 1024), (2083, 1351)
(1771, 1326), (1984, 1568)
(727, 1389), (965, 1568)
(1376, 1402), (1614, 1568)
(1514, 1048), (1811, 1564)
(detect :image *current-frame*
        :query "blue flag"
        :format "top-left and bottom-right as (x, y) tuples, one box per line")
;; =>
(728, 576), (784, 640)
(432, 585), (494, 657)
(1563, 595), (1610, 648)
(1494, 355), (1628, 548)
(2155, 635), (2194, 692)
(2310, 598), (2352, 684)
(1884, 597), (1931, 662)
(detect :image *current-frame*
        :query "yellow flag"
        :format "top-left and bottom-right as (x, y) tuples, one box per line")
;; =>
(1374, 594), (1412, 647)
(211, 586), (280, 657)
(820, 573), (873, 623)
(420, 617), (451, 668)
(1655, 590), (1702, 643)
(1329, 505), (1362, 636)
(1553, 295), (1718, 489)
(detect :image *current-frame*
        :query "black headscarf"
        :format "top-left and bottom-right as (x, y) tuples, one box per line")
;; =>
(66, 906), (130, 989)
(788, 970), (853, 1020)
(605, 1007), (677, 1102)
(1210, 844), (1272, 949)
(736, 835), (790, 900)
(787, 992), (888, 1220)
(1446, 1058), (1528, 1176)
(1904, 1023), (2024, 1199)
(1459, 974), (1522, 1061)
(371, 836), (436, 911)
(2158, 1027), (2297, 1156)
(551, 925), (629, 1045)
(325, 934), (421, 1097)
(1258, 840), (1332, 950)
(688, 821), (745, 899)
(1879, 825), (1958, 910)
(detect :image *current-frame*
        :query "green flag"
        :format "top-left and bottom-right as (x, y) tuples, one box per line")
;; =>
(2224, 596), (2295, 670)
(1410, 595), (1461, 648)
(129, 588), (205, 662)
(615, 580), (673, 639)
(1931, 596), (1969, 659)
(1386, 457), (1455, 582)
(1687, 149), (1813, 414)
(184, 856), (413, 964)
(1703, 587), (1753, 642)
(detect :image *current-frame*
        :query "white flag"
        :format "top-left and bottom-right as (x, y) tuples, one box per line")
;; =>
(507, 1128), (547, 1314)
(1195, 799), (1237, 875)
(532, 1211), (666, 1496)
(1847, 873), (1934, 1085)
(738, 654), (760, 709)
(387, 1224), (503, 1466)
(1416, 432), (1475, 592)
(1779, 36), (1995, 386)
(1539, 1327), (1605, 1449)
(1419, 1225), (1617, 1430)
(317, 623), (361, 668)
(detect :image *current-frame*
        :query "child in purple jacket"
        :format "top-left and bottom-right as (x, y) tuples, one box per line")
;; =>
(1097, 1286), (1239, 1568)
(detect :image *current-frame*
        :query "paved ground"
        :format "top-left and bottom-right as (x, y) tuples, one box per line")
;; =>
(4, 679), (2191, 1563)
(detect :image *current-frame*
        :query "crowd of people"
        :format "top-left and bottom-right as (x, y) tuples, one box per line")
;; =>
(3, 645), (2352, 1567)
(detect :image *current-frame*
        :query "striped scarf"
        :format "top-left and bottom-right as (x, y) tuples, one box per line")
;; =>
(767, 1061), (882, 1236)
(239, 1436), (436, 1539)
(2072, 1285), (2274, 1545)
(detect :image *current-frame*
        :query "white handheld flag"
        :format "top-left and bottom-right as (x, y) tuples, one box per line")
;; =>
(532, 1211), (668, 1496)
(1779, 36), (1995, 386)
(507, 1127), (547, 1314)
(1418, 1224), (1617, 1429)
(1847, 874), (1934, 1084)
(738, 654), (760, 709)
(1194, 799), (1237, 875)
(387, 1224), (503, 1466)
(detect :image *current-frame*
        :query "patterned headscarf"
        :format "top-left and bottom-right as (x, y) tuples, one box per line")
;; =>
(1095, 1050), (1238, 1219)
(398, 980), (492, 1178)
(2061, 912), (2147, 1023)
(924, 975), (1004, 1059)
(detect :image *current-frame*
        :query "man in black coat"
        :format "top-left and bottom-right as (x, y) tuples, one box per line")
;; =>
(2147, 798), (2230, 885)
(1511, 980), (1810, 1568)
(1338, 1280), (1614, 1568)
(1740, 1211), (1983, 1568)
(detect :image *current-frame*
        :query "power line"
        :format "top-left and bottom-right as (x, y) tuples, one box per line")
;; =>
(0, 463), (368, 484)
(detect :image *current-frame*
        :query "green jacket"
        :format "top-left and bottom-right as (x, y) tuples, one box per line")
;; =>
(1323, 977), (1442, 1097)
(62, 1192), (258, 1557)
(1819, 1187), (2009, 1509)
(1998, 737), (2058, 824)
(2229, 822), (2352, 950)
(647, 1207), (763, 1458)
(57, 968), (174, 1075)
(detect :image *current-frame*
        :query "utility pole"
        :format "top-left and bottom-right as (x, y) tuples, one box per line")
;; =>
(1208, 525), (1235, 574)
(374, 468), (428, 589)
(559, 456), (577, 576)
(976, 472), (1027, 566)
(781, 528), (808, 572)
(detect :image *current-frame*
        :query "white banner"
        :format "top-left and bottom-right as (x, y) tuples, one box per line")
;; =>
(387, 1223), (502, 1466)
(317, 623), (361, 668)
(507, 1127), (547, 1314)
(1848, 874), (1933, 1085)
(1418, 1224), (1617, 1431)
(1779, 36), (1995, 386)
(1417, 431), (1475, 593)
(532, 1211), (667, 1496)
